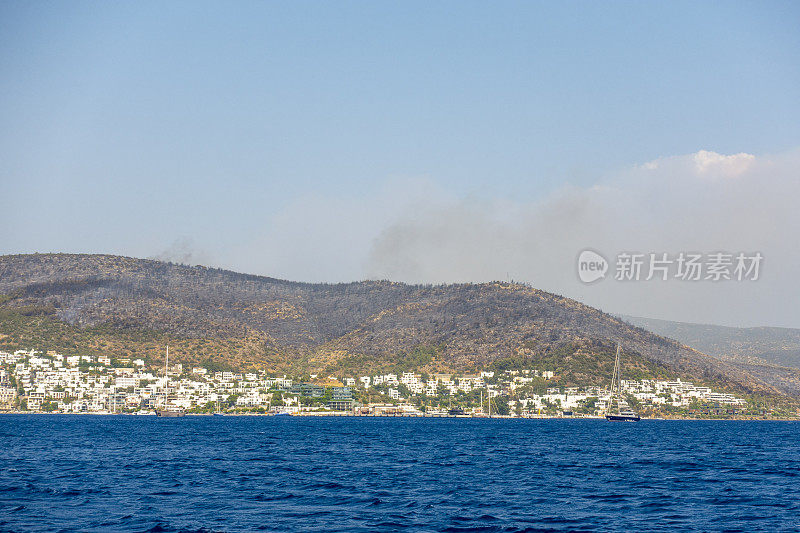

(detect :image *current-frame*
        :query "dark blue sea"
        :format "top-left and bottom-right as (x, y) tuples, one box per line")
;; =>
(1, 416), (799, 532)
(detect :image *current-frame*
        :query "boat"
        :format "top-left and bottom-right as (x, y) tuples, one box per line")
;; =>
(157, 408), (185, 417)
(605, 344), (640, 422)
(606, 411), (640, 421)
(446, 394), (467, 416)
(156, 346), (185, 418)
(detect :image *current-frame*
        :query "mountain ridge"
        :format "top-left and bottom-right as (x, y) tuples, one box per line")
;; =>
(0, 253), (796, 398)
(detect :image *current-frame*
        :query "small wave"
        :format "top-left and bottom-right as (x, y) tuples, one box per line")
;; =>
(253, 492), (296, 501)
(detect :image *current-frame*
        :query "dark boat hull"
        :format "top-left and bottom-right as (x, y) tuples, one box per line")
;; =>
(605, 414), (640, 421)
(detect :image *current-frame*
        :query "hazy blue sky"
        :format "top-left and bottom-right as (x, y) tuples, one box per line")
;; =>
(1, 2), (799, 326)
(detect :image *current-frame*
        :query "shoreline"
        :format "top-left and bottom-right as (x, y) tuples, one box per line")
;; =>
(1, 411), (797, 421)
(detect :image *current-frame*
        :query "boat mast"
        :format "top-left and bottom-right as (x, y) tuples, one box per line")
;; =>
(616, 344), (622, 401)
(609, 344), (621, 415)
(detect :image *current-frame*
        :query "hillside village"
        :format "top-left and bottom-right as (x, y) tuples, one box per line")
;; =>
(0, 348), (761, 418)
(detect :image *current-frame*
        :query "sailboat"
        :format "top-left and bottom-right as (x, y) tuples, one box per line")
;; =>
(156, 346), (185, 417)
(605, 344), (640, 422)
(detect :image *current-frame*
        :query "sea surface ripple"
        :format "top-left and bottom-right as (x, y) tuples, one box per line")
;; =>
(1, 416), (799, 532)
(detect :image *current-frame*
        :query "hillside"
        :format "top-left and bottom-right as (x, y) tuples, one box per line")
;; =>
(0, 253), (794, 398)
(622, 316), (800, 369)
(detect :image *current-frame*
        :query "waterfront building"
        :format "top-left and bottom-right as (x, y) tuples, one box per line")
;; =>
(290, 383), (325, 397)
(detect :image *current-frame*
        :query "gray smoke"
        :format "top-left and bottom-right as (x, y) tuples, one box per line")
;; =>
(364, 148), (800, 327)
(150, 237), (211, 266)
